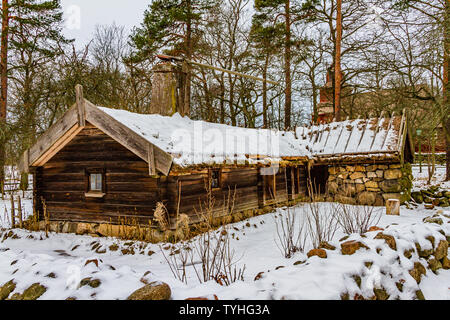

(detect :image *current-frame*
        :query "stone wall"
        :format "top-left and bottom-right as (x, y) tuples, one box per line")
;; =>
(327, 163), (413, 206)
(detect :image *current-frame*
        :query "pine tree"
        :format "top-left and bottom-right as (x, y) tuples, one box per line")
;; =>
(0, 0), (71, 191)
(253, 0), (318, 130)
(250, 15), (283, 128)
(129, 0), (216, 117)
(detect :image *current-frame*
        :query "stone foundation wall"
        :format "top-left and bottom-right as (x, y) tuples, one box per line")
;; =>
(327, 163), (413, 206)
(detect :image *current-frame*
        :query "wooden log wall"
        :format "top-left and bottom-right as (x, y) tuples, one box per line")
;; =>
(35, 125), (164, 225)
(34, 124), (309, 226)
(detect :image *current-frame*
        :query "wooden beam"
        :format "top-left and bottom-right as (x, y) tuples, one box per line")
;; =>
(33, 124), (83, 166)
(148, 143), (156, 176)
(84, 100), (173, 175)
(28, 103), (79, 166)
(75, 85), (86, 127)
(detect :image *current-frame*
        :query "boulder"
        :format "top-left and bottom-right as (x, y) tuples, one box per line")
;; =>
(375, 170), (384, 178)
(355, 165), (365, 172)
(434, 240), (448, 261)
(350, 172), (365, 180)
(364, 181), (378, 189)
(341, 241), (369, 255)
(368, 226), (384, 232)
(442, 256), (450, 269)
(374, 233), (397, 250)
(22, 283), (47, 300)
(373, 287), (390, 300)
(411, 191), (423, 204)
(319, 241), (336, 251)
(379, 180), (401, 193)
(358, 192), (376, 205)
(0, 280), (16, 300)
(384, 169), (402, 180)
(367, 171), (378, 178)
(127, 282), (171, 300)
(409, 262), (426, 284)
(423, 216), (443, 225)
(307, 248), (327, 259)
(415, 242), (434, 258)
(427, 257), (442, 273)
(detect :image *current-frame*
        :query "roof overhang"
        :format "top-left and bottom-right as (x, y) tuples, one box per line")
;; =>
(18, 85), (173, 176)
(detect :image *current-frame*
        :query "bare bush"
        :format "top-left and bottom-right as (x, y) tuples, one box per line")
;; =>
(336, 203), (382, 235)
(273, 207), (307, 258)
(160, 181), (245, 286)
(305, 201), (339, 249)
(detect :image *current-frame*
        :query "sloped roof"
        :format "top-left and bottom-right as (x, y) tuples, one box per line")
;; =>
(295, 113), (412, 163)
(99, 107), (308, 167)
(19, 91), (412, 175)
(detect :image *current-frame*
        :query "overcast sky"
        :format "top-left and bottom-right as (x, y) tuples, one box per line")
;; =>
(61, 0), (151, 47)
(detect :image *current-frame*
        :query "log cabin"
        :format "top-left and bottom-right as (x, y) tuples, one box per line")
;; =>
(17, 86), (414, 233)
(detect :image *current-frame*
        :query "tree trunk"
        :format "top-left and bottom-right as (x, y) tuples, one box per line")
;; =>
(0, 0), (9, 191)
(184, 0), (192, 117)
(263, 53), (269, 128)
(334, 0), (342, 121)
(284, 0), (292, 130)
(444, 0), (450, 181)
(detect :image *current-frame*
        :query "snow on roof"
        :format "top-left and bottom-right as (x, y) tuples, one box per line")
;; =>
(99, 107), (309, 167)
(98, 106), (405, 167)
(295, 116), (403, 158)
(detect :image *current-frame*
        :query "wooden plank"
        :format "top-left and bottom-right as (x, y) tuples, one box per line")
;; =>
(84, 100), (173, 175)
(28, 103), (79, 166)
(148, 143), (156, 176)
(33, 124), (83, 166)
(75, 85), (86, 127)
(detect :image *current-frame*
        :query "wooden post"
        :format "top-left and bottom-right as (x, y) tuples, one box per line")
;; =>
(10, 194), (15, 227)
(75, 84), (86, 127)
(17, 194), (22, 228)
(386, 199), (400, 215)
(148, 143), (156, 176)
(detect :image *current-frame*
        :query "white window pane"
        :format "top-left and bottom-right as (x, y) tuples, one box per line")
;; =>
(90, 173), (102, 191)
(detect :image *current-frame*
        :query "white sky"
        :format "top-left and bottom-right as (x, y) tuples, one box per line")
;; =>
(61, 0), (151, 47)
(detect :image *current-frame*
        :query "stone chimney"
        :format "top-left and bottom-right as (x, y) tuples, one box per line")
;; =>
(149, 62), (189, 116)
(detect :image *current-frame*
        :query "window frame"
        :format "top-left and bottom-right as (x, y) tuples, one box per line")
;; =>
(85, 168), (106, 198)
(209, 168), (222, 190)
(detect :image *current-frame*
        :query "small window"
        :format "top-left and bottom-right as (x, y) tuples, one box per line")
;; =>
(210, 169), (221, 189)
(85, 169), (105, 198)
(90, 173), (103, 192)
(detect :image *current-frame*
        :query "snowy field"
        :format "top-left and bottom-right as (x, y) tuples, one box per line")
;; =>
(0, 166), (449, 300)
(0, 202), (449, 300)
(412, 164), (449, 190)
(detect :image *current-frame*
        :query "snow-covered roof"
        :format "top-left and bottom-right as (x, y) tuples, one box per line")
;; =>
(99, 107), (309, 167)
(19, 100), (411, 175)
(295, 115), (408, 162)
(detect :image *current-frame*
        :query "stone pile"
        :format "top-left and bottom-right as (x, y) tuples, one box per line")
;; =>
(411, 186), (450, 208)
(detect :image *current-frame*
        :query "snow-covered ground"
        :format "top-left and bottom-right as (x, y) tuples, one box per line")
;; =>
(412, 164), (449, 190)
(0, 202), (449, 300)
(0, 165), (448, 300)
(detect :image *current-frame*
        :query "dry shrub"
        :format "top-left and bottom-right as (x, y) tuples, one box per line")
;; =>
(154, 202), (170, 231)
(304, 183), (339, 248)
(274, 207), (307, 258)
(160, 181), (245, 286)
(336, 203), (382, 235)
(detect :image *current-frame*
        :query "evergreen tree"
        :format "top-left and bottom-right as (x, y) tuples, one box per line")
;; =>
(253, 0), (318, 130)
(0, 0), (71, 190)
